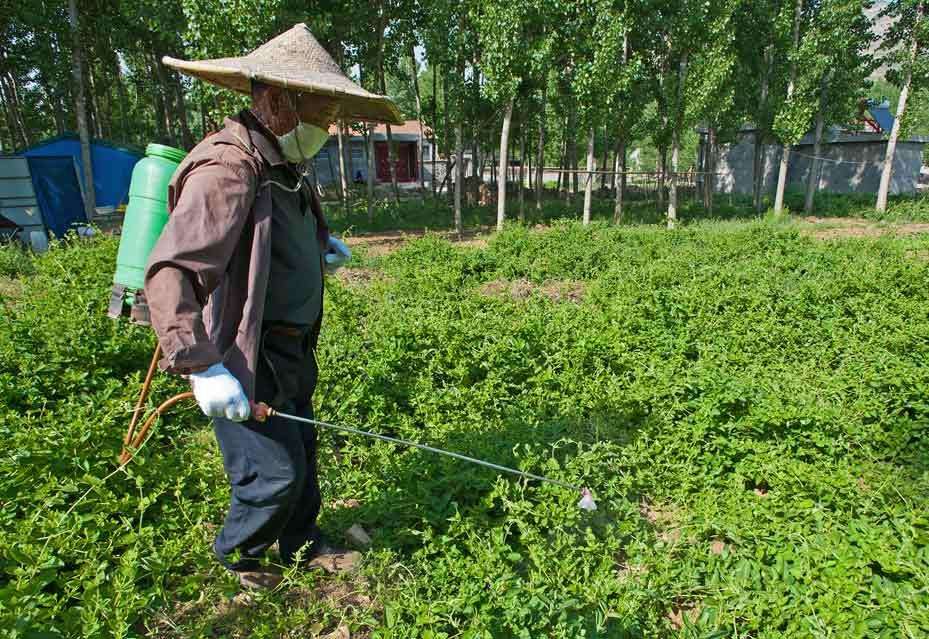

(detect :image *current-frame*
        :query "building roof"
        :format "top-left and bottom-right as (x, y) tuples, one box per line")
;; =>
(327, 120), (432, 140)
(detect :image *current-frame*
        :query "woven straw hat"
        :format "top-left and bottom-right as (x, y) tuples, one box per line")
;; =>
(163, 24), (403, 124)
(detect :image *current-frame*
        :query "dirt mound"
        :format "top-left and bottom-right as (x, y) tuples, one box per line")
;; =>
(478, 278), (585, 303)
(334, 268), (387, 287)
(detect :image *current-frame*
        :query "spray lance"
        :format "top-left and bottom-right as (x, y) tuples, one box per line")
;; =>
(250, 402), (597, 511)
(110, 143), (597, 511)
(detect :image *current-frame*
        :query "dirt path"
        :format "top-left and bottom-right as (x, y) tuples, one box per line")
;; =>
(344, 227), (491, 257)
(800, 216), (929, 240)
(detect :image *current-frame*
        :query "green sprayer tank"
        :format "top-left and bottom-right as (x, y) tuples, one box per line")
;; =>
(109, 143), (186, 324)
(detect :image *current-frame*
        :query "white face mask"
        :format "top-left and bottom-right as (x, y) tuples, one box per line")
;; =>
(277, 122), (329, 164)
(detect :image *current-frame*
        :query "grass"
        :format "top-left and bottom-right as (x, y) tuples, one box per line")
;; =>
(1, 201), (929, 637)
(323, 189), (929, 235)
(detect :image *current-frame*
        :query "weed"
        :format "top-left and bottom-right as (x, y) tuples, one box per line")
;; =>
(1, 214), (928, 636)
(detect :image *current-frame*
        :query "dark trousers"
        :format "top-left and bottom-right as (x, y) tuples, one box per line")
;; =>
(212, 326), (320, 570)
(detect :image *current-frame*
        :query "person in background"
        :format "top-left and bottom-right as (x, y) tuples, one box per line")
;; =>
(144, 24), (402, 590)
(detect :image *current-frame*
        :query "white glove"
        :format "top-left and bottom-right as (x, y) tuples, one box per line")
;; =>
(324, 235), (352, 273)
(189, 363), (250, 422)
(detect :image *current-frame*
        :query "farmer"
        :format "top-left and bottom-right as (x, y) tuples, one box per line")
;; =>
(143, 25), (402, 589)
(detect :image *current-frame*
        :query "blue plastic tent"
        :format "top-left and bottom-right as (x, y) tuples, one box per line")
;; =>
(26, 156), (86, 238)
(21, 135), (142, 234)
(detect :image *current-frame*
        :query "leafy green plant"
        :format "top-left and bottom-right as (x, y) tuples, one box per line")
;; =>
(2, 215), (928, 637)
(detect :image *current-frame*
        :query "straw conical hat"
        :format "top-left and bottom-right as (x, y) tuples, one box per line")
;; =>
(163, 24), (403, 124)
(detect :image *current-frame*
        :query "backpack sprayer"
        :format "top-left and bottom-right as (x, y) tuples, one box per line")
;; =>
(110, 143), (597, 511)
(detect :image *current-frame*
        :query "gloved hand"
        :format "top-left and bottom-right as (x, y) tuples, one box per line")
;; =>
(324, 235), (351, 273)
(189, 363), (250, 422)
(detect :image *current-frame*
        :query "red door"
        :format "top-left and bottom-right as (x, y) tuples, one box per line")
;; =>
(375, 142), (415, 182)
(394, 143), (411, 182)
(375, 143), (390, 182)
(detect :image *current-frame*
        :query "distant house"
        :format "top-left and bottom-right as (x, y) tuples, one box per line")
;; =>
(313, 121), (435, 187)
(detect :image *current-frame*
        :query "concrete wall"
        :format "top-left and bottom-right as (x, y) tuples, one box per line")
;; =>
(714, 131), (926, 196)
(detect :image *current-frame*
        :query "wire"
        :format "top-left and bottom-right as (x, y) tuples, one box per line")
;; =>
(792, 151), (882, 166)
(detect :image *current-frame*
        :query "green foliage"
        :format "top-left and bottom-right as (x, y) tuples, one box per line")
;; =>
(3, 212), (929, 636)
(0, 242), (36, 279)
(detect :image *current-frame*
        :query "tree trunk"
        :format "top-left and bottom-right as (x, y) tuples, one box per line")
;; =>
(583, 127), (595, 225)
(432, 63), (438, 197)
(172, 71), (194, 149)
(600, 129), (609, 190)
(69, 0), (95, 221)
(657, 147), (667, 211)
(519, 133), (527, 222)
(559, 121), (569, 199)
(535, 83), (547, 209)
(154, 55), (177, 146)
(527, 137), (533, 200)
(380, 66), (400, 202)
(496, 97), (514, 231)
(443, 70), (451, 198)
(0, 62), (30, 148)
(0, 70), (28, 149)
(754, 46), (774, 213)
(151, 56), (168, 144)
(668, 53), (689, 228)
(614, 139), (626, 224)
(113, 54), (129, 143)
(472, 64), (480, 184)
(877, 4), (921, 212)
(336, 119), (349, 206)
(569, 111), (578, 201)
(367, 122), (376, 223)
(0, 75), (21, 150)
(705, 127), (716, 215)
(410, 44), (425, 191)
(668, 137), (680, 229)
(804, 77), (829, 214)
(774, 0), (804, 216)
(86, 63), (103, 139)
(200, 100), (207, 139)
(752, 132), (765, 213)
(455, 115), (464, 236)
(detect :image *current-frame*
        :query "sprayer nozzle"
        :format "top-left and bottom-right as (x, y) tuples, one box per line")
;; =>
(578, 488), (597, 511)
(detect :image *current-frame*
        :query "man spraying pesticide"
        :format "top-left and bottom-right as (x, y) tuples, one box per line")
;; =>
(113, 24), (595, 592)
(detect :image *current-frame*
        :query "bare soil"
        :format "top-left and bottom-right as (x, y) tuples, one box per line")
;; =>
(800, 216), (929, 240)
(334, 268), (388, 288)
(667, 602), (702, 630)
(344, 228), (490, 257)
(0, 277), (21, 299)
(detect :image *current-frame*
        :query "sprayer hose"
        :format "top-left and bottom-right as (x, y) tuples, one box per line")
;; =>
(119, 391), (194, 465)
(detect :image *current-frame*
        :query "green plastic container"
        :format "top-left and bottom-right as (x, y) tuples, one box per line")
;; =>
(114, 143), (186, 292)
(109, 143), (185, 322)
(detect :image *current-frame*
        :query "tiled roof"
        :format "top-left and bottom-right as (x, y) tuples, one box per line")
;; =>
(327, 120), (432, 138)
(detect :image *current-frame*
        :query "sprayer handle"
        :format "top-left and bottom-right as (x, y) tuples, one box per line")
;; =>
(251, 401), (273, 422)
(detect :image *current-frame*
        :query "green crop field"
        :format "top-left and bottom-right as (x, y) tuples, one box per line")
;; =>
(1, 211), (929, 637)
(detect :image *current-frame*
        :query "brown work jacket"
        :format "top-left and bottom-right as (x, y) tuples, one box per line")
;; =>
(144, 110), (329, 398)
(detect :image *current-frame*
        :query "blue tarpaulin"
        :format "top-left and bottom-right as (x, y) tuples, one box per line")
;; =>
(22, 134), (142, 209)
(26, 156), (86, 238)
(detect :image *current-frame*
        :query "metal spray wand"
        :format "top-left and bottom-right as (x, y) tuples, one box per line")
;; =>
(251, 402), (597, 511)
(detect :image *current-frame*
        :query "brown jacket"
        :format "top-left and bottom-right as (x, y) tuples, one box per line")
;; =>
(144, 110), (329, 398)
